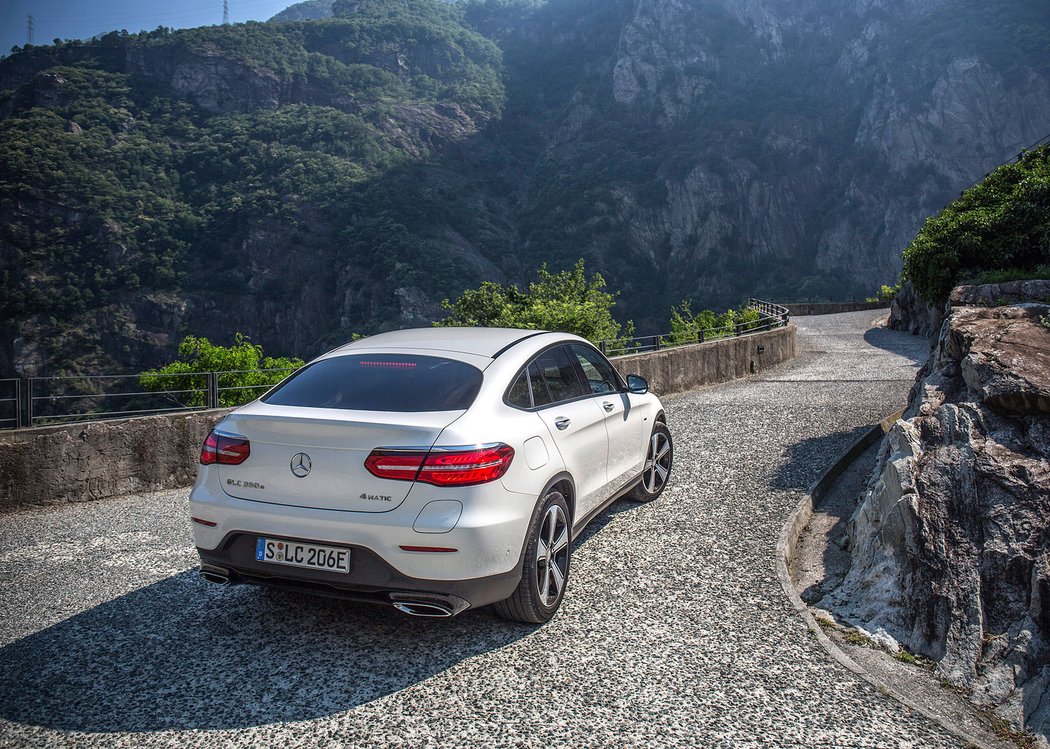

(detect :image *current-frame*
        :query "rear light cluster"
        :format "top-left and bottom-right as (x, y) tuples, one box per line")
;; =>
(365, 444), (514, 487)
(200, 430), (250, 465)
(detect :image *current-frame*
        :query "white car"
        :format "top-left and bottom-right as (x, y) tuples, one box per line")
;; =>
(189, 328), (672, 622)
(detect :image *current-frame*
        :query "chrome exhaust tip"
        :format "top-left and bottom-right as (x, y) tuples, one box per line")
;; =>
(392, 601), (454, 618)
(200, 569), (231, 586)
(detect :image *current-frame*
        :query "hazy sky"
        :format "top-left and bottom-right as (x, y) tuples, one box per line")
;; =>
(2, 0), (297, 56)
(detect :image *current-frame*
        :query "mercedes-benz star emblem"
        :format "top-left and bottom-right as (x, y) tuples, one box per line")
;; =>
(290, 452), (312, 478)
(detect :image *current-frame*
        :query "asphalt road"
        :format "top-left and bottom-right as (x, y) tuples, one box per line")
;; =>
(0, 311), (957, 748)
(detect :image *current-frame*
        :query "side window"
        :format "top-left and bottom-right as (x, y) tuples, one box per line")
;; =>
(528, 363), (552, 407)
(571, 345), (621, 395)
(507, 369), (532, 408)
(534, 347), (587, 404)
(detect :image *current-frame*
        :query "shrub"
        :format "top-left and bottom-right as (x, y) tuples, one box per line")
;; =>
(139, 333), (304, 408)
(436, 259), (634, 347)
(902, 145), (1050, 303)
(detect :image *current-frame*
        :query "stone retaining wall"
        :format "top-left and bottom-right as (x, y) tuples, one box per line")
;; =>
(611, 323), (796, 397)
(0, 324), (796, 511)
(783, 301), (889, 316)
(0, 408), (232, 511)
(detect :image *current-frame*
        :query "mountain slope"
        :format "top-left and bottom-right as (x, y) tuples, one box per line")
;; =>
(1, 0), (1048, 376)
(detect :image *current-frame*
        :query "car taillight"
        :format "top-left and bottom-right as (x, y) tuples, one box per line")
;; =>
(365, 444), (514, 487)
(200, 430), (250, 465)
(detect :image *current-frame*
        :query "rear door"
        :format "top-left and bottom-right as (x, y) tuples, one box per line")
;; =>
(529, 346), (610, 520)
(569, 344), (647, 496)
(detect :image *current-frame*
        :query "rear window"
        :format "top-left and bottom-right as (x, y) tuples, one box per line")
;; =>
(262, 354), (483, 412)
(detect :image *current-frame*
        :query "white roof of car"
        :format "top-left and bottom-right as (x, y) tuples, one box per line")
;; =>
(328, 327), (573, 359)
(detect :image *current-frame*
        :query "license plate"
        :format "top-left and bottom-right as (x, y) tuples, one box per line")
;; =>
(255, 537), (351, 573)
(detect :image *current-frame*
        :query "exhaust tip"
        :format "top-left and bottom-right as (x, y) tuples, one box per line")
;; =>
(392, 601), (453, 618)
(200, 568), (231, 586)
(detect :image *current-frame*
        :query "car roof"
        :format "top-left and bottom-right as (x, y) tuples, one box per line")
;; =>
(327, 327), (577, 359)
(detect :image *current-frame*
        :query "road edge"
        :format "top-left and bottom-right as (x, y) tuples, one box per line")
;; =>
(774, 410), (998, 749)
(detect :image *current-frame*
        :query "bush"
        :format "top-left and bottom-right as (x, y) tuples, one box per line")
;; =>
(436, 259), (634, 347)
(139, 333), (304, 408)
(902, 145), (1050, 303)
(663, 300), (762, 346)
(866, 283), (901, 303)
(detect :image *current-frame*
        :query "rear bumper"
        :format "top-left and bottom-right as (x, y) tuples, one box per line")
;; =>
(189, 471), (537, 609)
(197, 532), (522, 611)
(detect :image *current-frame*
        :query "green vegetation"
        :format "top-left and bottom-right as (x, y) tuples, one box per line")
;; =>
(902, 145), (1050, 303)
(866, 284), (901, 303)
(0, 0), (505, 373)
(436, 259), (635, 346)
(139, 334), (304, 408)
(663, 300), (762, 346)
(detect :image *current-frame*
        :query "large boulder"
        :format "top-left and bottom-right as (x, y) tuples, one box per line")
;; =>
(825, 281), (1050, 741)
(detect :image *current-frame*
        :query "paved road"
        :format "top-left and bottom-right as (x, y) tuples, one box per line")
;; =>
(0, 312), (953, 748)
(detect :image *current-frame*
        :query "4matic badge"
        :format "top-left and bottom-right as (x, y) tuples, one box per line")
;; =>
(360, 492), (392, 502)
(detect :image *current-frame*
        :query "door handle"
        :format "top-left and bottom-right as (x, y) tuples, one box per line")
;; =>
(554, 417), (571, 431)
(602, 402), (614, 412)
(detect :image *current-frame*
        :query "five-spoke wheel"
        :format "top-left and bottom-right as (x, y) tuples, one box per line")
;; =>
(493, 489), (571, 623)
(628, 421), (673, 502)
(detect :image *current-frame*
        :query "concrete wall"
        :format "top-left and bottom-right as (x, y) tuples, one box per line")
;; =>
(610, 323), (796, 396)
(0, 408), (231, 511)
(0, 324), (796, 511)
(783, 301), (888, 316)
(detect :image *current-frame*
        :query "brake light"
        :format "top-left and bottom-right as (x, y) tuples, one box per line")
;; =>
(200, 430), (250, 465)
(365, 444), (514, 486)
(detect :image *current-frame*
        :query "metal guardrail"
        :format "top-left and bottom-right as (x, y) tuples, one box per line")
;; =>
(2, 299), (790, 430)
(2, 367), (298, 430)
(597, 298), (789, 357)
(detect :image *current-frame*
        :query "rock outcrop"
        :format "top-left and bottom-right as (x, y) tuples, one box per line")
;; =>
(825, 281), (1050, 741)
(887, 280), (943, 339)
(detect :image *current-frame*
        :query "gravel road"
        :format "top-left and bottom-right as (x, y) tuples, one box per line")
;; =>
(0, 311), (955, 748)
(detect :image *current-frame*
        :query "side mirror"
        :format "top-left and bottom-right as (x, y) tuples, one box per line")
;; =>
(626, 374), (648, 394)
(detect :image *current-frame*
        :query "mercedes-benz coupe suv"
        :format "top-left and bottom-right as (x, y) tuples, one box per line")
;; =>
(189, 328), (673, 622)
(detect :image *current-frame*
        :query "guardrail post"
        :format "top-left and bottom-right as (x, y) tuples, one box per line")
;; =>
(735, 323), (743, 337)
(207, 372), (219, 409)
(598, 340), (606, 355)
(15, 378), (23, 429)
(25, 378), (33, 428)
(697, 329), (705, 344)
(652, 335), (661, 352)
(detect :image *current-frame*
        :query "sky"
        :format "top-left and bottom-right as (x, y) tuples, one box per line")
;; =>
(1, 0), (298, 56)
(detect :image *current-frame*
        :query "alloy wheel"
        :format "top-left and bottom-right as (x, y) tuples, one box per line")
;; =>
(643, 431), (671, 493)
(535, 503), (569, 607)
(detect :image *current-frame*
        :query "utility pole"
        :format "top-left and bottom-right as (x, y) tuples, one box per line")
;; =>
(26, 14), (34, 45)
(223, 0), (229, 24)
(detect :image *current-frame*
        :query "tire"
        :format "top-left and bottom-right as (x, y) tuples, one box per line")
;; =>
(493, 490), (571, 624)
(627, 421), (673, 502)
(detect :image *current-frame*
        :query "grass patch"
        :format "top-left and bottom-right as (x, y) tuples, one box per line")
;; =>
(893, 648), (934, 669)
(842, 628), (872, 647)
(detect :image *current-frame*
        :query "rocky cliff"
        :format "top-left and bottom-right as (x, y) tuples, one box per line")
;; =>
(1, 0), (1049, 376)
(826, 280), (1050, 742)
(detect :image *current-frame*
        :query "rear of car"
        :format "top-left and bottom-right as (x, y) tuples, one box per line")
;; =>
(188, 343), (554, 617)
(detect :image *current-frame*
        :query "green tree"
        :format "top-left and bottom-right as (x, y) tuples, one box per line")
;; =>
(436, 259), (634, 346)
(139, 333), (304, 408)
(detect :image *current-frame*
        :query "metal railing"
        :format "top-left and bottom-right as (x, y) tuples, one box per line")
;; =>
(2, 299), (791, 429)
(3, 367), (299, 430)
(597, 298), (789, 357)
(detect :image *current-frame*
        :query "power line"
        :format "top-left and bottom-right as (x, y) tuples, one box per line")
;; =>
(26, 14), (34, 46)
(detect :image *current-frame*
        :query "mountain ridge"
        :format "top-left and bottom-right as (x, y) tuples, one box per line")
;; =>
(1, 0), (1048, 376)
